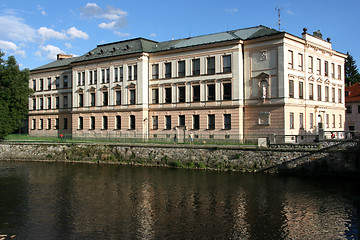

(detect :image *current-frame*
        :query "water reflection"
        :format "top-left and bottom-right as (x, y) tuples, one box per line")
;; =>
(0, 161), (359, 239)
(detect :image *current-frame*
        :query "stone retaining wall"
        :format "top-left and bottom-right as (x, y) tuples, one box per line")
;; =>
(0, 142), (359, 176)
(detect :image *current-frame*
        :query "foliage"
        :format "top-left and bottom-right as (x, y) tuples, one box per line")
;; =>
(0, 51), (32, 140)
(345, 52), (360, 86)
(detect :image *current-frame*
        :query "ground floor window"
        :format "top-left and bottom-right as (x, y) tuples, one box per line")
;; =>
(47, 119), (51, 130)
(79, 117), (83, 130)
(193, 115), (199, 130)
(63, 118), (68, 130)
(208, 114), (215, 130)
(152, 116), (158, 130)
(55, 118), (59, 129)
(290, 113), (294, 129)
(102, 116), (108, 130)
(224, 114), (231, 130)
(116, 116), (121, 129)
(130, 115), (135, 129)
(165, 115), (171, 130)
(179, 115), (185, 127)
(90, 116), (95, 130)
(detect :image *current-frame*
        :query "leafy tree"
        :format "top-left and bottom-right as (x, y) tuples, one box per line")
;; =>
(345, 52), (360, 86)
(0, 50), (32, 140)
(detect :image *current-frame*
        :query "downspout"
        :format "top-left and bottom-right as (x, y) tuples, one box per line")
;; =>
(242, 43), (246, 143)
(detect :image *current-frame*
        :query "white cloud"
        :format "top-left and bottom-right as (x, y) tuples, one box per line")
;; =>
(149, 33), (157, 38)
(80, 3), (128, 30)
(0, 15), (36, 42)
(114, 31), (130, 38)
(37, 5), (47, 16)
(225, 8), (238, 13)
(0, 40), (26, 57)
(67, 27), (89, 40)
(286, 9), (294, 15)
(65, 43), (72, 49)
(38, 27), (67, 41)
(38, 45), (65, 60)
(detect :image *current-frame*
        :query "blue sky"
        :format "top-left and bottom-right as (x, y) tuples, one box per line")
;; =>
(0, 0), (359, 70)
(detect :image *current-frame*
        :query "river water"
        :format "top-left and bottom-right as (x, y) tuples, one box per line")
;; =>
(0, 161), (359, 239)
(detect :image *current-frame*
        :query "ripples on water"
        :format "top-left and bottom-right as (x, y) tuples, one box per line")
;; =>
(0, 161), (359, 239)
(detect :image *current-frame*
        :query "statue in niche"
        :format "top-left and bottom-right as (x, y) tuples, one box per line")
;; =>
(262, 84), (267, 99)
(259, 80), (268, 100)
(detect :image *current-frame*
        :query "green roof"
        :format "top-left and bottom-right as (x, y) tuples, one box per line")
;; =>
(31, 26), (279, 71)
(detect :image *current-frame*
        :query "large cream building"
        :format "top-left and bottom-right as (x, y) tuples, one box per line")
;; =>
(28, 26), (347, 142)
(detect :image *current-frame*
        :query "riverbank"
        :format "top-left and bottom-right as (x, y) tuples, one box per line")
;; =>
(0, 141), (359, 176)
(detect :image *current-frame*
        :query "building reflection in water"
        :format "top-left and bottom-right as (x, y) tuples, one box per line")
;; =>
(0, 162), (358, 239)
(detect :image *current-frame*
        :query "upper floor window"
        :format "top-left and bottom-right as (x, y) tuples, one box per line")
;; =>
(338, 65), (342, 79)
(165, 62), (172, 78)
(308, 56), (313, 73)
(178, 86), (185, 103)
(128, 66), (132, 80)
(116, 90), (121, 105)
(165, 87), (172, 103)
(47, 78), (51, 90)
(79, 94), (83, 107)
(102, 92), (108, 106)
(338, 89), (342, 103)
(47, 97), (51, 109)
(129, 89), (136, 105)
(152, 64), (159, 79)
(223, 83), (232, 100)
(55, 77), (60, 89)
(192, 59), (200, 76)
(223, 55), (231, 73)
(32, 98), (36, 110)
(90, 93), (95, 107)
(332, 87), (335, 103)
(32, 79), (36, 91)
(331, 63), (335, 78)
(133, 65), (137, 80)
(289, 80), (294, 98)
(178, 61), (185, 77)
(39, 78), (43, 91)
(325, 61), (329, 77)
(63, 75), (68, 88)
(39, 97), (43, 110)
(317, 85), (322, 101)
(89, 70), (94, 84)
(299, 82), (303, 99)
(207, 57), (215, 74)
(298, 53), (303, 71)
(309, 83), (314, 100)
(290, 112), (294, 129)
(317, 58), (321, 75)
(288, 50), (294, 69)
(114, 68), (118, 82)
(94, 70), (97, 84)
(152, 88), (159, 104)
(119, 67), (123, 82)
(193, 85), (200, 102)
(207, 84), (215, 101)
(56, 96), (59, 109)
(63, 95), (68, 108)
(325, 86), (329, 102)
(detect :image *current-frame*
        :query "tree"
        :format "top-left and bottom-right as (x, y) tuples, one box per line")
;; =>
(0, 50), (32, 140)
(345, 52), (360, 86)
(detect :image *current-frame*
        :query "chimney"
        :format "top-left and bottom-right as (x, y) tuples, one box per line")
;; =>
(57, 54), (73, 60)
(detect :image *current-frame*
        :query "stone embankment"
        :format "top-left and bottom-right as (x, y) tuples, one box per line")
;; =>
(0, 141), (359, 176)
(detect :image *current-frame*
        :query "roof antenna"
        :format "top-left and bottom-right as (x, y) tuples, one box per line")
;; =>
(275, 6), (282, 31)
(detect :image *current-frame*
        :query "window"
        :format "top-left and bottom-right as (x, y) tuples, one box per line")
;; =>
(129, 89), (136, 105)
(31, 119), (36, 130)
(358, 105), (360, 114)
(56, 96), (59, 109)
(223, 55), (231, 73)
(325, 61), (329, 77)
(47, 119), (51, 130)
(39, 119), (43, 130)
(331, 63), (335, 78)
(128, 66), (132, 80)
(207, 57), (215, 74)
(40, 98), (43, 110)
(178, 86), (185, 103)
(90, 93), (95, 107)
(338, 89), (342, 103)
(114, 68), (118, 82)
(224, 114), (231, 130)
(338, 65), (342, 79)
(165, 62), (172, 78)
(152, 64), (159, 79)
(317, 85), (322, 101)
(288, 50), (294, 69)
(179, 115), (185, 126)
(32, 98), (36, 110)
(79, 117), (83, 130)
(325, 86), (329, 102)
(332, 88), (335, 103)
(165, 115), (171, 130)
(346, 105), (352, 114)
(178, 61), (185, 77)
(90, 116), (95, 130)
(134, 65), (137, 80)
(103, 92), (108, 106)
(223, 83), (232, 100)
(208, 114), (215, 130)
(193, 115), (199, 130)
(332, 114), (336, 128)
(40, 78), (43, 91)
(317, 58), (321, 75)
(63, 118), (68, 130)
(192, 59), (200, 76)
(258, 112), (270, 125)
(152, 116), (158, 130)
(63, 75), (68, 88)
(47, 97), (51, 109)
(326, 114), (329, 128)
(299, 82), (303, 99)
(308, 56), (313, 73)
(102, 116), (108, 130)
(290, 113), (294, 129)
(106, 69), (110, 83)
(152, 89), (159, 104)
(310, 113), (314, 129)
(339, 115), (342, 128)
(82, 72), (85, 85)
(63, 95), (68, 108)
(55, 118), (59, 130)
(298, 53), (303, 71)
(89, 70), (93, 84)
(130, 115), (135, 129)
(116, 116), (121, 129)
(56, 77), (60, 89)
(94, 70), (97, 84)
(120, 67), (123, 81)
(193, 85), (200, 102)
(116, 91), (121, 105)
(165, 87), (172, 103)
(309, 83), (314, 100)
(101, 69), (105, 83)
(79, 94), (83, 107)
(207, 84), (215, 101)
(33, 79), (36, 91)
(289, 80), (294, 98)
(299, 113), (304, 129)
(48, 78), (51, 90)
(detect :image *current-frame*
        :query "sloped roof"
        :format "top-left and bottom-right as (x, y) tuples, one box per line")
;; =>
(31, 56), (79, 71)
(346, 83), (360, 103)
(31, 25), (279, 71)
